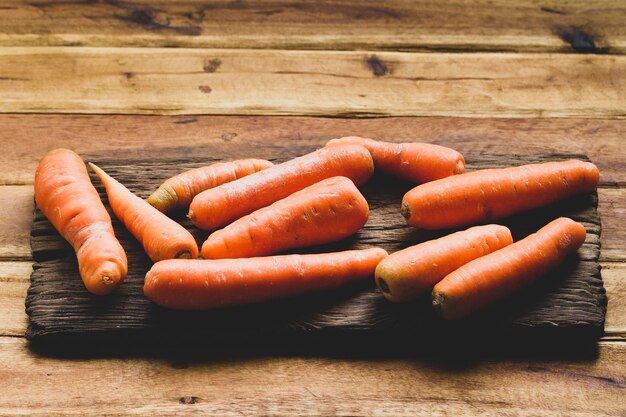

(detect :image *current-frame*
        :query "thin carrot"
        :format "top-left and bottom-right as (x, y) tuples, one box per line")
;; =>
(327, 136), (465, 183)
(432, 217), (587, 319)
(189, 143), (374, 230)
(402, 160), (600, 230)
(34, 149), (127, 295)
(89, 163), (198, 262)
(147, 159), (274, 213)
(375, 224), (512, 303)
(201, 176), (369, 259)
(144, 248), (389, 310)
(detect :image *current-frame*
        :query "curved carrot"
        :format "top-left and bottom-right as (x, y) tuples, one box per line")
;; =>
(201, 176), (369, 259)
(144, 248), (389, 310)
(432, 217), (587, 319)
(327, 136), (465, 183)
(189, 143), (374, 230)
(402, 160), (599, 230)
(147, 159), (274, 213)
(89, 163), (198, 262)
(375, 224), (512, 303)
(34, 149), (127, 295)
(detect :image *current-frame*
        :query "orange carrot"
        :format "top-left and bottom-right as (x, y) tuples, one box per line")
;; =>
(189, 143), (374, 230)
(327, 136), (465, 183)
(201, 176), (369, 259)
(432, 217), (587, 319)
(402, 160), (599, 230)
(34, 149), (127, 295)
(89, 163), (198, 262)
(147, 159), (274, 213)
(144, 248), (389, 310)
(375, 224), (512, 303)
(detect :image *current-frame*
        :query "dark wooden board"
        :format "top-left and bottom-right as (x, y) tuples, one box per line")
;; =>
(26, 148), (607, 350)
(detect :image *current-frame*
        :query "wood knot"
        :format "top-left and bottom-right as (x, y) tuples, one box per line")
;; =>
(179, 396), (199, 405)
(556, 27), (602, 54)
(365, 55), (391, 77)
(203, 58), (222, 73)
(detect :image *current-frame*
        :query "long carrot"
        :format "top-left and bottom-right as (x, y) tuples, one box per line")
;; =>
(34, 149), (127, 295)
(202, 176), (369, 259)
(432, 217), (586, 319)
(375, 224), (512, 303)
(327, 136), (465, 183)
(402, 160), (599, 230)
(189, 143), (374, 230)
(89, 163), (198, 262)
(144, 248), (389, 309)
(147, 159), (274, 214)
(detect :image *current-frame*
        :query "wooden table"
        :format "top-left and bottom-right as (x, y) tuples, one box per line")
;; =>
(1, 1), (625, 415)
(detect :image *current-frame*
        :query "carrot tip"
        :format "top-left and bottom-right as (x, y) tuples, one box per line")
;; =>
(401, 201), (411, 220)
(147, 188), (176, 213)
(432, 291), (446, 316)
(454, 159), (466, 175)
(377, 277), (391, 294)
(175, 249), (193, 259)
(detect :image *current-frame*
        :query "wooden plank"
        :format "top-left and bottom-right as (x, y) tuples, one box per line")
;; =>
(598, 188), (626, 262)
(0, 185), (33, 260)
(604, 263), (626, 339)
(0, 336), (624, 416)
(0, 262), (30, 337)
(1, 115), (624, 186)
(25, 153), (607, 345)
(0, 1), (625, 53)
(1, 48), (625, 117)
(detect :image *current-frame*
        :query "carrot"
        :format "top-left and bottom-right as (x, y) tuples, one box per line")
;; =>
(432, 217), (587, 319)
(147, 159), (274, 213)
(144, 248), (389, 310)
(189, 143), (374, 230)
(375, 224), (512, 303)
(327, 136), (465, 183)
(201, 176), (369, 259)
(402, 160), (599, 230)
(34, 149), (127, 295)
(89, 163), (198, 262)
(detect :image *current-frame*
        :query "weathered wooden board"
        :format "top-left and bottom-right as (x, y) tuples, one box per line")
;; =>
(26, 150), (607, 348)
(1, 48), (625, 118)
(2, 336), (625, 417)
(0, 0), (625, 53)
(2, 115), (624, 186)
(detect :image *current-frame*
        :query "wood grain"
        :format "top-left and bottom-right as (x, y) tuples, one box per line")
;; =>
(1, 115), (624, 186)
(598, 188), (626, 262)
(1, 48), (625, 117)
(0, 262), (30, 337)
(0, 1), (624, 53)
(604, 263), (626, 339)
(0, 185), (33, 260)
(0, 336), (624, 416)
(25, 153), (607, 346)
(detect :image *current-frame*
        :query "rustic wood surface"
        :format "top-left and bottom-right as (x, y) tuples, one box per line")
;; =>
(25, 153), (606, 346)
(1, 48), (625, 117)
(0, 1), (624, 53)
(1, 0), (625, 415)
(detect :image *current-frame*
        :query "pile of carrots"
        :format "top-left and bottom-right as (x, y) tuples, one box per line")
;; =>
(34, 137), (599, 319)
